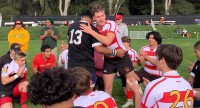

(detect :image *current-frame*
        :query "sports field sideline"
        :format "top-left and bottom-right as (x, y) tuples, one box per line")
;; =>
(0, 38), (197, 107)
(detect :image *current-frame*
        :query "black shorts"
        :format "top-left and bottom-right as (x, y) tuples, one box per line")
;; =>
(135, 67), (161, 83)
(103, 52), (134, 75)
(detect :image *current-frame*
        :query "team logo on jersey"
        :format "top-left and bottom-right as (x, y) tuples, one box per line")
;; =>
(1, 64), (9, 73)
(124, 67), (130, 72)
(103, 69), (107, 73)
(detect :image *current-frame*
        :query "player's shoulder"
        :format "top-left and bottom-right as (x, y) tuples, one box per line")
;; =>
(106, 20), (116, 26)
(146, 77), (166, 90)
(141, 45), (149, 50)
(129, 48), (137, 53)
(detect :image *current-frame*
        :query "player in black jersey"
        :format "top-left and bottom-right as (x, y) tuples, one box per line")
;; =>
(67, 10), (125, 87)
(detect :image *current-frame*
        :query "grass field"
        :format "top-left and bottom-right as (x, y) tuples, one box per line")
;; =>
(0, 38), (198, 108)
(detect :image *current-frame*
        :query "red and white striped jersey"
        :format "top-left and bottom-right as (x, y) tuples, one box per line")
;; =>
(1, 60), (27, 77)
(142, 71), (194, 108)
(141, 45), (162, 76)
(74, 90), (117, 108)
(95, 20), (126, 57)
(128, 48), (137, 62)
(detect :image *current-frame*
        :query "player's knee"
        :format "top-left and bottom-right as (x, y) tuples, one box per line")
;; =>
(19, 81), (29, 90)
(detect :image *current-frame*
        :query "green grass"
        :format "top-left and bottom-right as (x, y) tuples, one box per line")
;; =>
(0, 24), (199, 107)
(0, 38), (197, 108)
(0, 24), (200, 40)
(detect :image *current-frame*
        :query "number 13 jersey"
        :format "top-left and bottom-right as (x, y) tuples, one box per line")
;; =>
(67, 21), (102, 73)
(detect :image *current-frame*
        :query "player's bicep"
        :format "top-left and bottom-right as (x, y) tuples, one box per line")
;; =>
(105, 32), (115, 44)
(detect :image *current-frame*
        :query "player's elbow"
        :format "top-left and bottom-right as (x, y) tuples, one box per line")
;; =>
(2, 80), (8, 85)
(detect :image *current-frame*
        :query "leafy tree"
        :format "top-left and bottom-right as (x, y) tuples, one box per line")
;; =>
(0, 7), (20, 20)
(170, 0), (195, 15)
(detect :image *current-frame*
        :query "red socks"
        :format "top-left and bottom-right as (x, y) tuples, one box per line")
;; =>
(20, 92), (27, 104)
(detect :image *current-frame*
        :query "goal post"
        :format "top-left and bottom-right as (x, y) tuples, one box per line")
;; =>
(129, 31), (151, 39)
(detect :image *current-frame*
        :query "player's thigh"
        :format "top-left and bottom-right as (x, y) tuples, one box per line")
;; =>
(0, 97), (13, 108)
(18, 81), (29, 90)
(116, 52), (135, 75)
(103, 73), (115, 87)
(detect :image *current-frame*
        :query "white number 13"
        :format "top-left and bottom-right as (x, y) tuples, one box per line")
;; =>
(69, 29), (82, 45)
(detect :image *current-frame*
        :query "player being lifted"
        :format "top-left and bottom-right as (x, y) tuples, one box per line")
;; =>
(67, 10), (125, 88)
(80, 3), (141, 95)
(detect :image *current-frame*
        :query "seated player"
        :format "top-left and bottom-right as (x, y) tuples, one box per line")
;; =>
(188, 40), (200, 107)
(127, 44), (194, 108)
(0, 52), (29, 108)
(71, 67), (117, 108)
(32, 44), (56, 73)
(27, 67), (81, 108)
(121, 36), (139, 107)
(58, 41), (68, 69)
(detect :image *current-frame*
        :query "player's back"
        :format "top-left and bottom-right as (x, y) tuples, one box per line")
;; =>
(142, 72), (194, 108)
(74, 90), (117, 108)
(67, 21), (101, 73)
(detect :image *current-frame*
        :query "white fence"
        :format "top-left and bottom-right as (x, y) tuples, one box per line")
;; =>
(129, 31), (151, 39)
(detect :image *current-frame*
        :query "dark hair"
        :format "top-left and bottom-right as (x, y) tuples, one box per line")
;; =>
(156, 44), (183, 70)
(146, 31), (162, 45)
(121, 36), (131, 44)
(194, 40), (200, 49)
(12, 20), (26, 29)
(27, 67), (76, 106)
(81, 10), (92, 19)
(68, 67), (90, 96)
(41, 44), (51, 52)
(91, 3), (105, 16)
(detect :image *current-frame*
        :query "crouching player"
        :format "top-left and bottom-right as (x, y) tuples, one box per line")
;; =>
(127, 44), (194, 108)
(0, 52), (28, 108)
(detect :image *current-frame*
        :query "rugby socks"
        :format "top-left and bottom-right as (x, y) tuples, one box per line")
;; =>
(20, 92), (27, 104)
(127, 90), (133, 100)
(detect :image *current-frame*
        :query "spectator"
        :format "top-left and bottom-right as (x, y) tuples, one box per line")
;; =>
(71, 67), (117, 108)
(160, 17), (165, 25)
(127, 44), (194, 108)
(135, 31), (162, 83)
(115, 14), (128, 37)
(39, 18), (59, 58)
(0, 52), (29, 108)
(27, 67), (79, 108)
(8, 20), (30, 53)
(121, 36), (139, 107)
(67, 10), (124, 88)
(188, 40), (200, 107)
(182, 28), (188, 37)
(58, 41), (68, 69)
(176, 26), (181, 34)
(32, 44), (56, 73)
(80, 3), (141, 96)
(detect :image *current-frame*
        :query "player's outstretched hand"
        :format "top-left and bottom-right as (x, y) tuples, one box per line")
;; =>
(116, 49), (125, 58)
(80, 23), (92, 34)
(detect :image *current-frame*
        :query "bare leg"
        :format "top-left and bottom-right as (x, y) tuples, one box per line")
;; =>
(1, 102), (13, 108)
(103, 73), (115, 95)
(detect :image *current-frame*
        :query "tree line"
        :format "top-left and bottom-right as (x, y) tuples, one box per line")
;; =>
(0, 0), (199, 20)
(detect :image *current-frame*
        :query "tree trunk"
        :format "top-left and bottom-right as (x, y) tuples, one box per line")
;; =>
(108, 0), (113, 16)
(59, 0), (71, 16)
(165, 0), (171, 15)
(151, 0), (154, 15)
